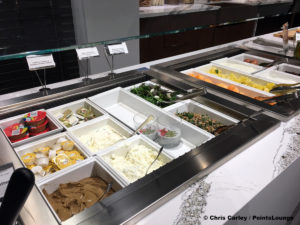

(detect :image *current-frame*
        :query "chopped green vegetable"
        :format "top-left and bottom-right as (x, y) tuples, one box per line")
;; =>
(130, 83), (178, 107)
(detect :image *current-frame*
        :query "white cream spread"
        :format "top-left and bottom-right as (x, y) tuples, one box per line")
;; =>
(104, 144), (167, 183)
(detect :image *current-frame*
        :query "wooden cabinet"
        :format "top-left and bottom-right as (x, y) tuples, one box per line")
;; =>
(140, 13), (256, 63)
(140, 28), (214, 63)
(140, 11), (217, 63)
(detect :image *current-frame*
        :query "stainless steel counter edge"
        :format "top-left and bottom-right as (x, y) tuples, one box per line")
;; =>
(0, 129), (59, 225)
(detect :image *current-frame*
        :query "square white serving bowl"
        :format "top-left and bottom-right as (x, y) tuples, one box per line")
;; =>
(124, 80), (184, 108)
(211, 57), (263, 74)
(275, 63), (300, 76)
(98, 135), (173, 186)
(230, 53), (273, 66)
(165, 99), (239, 135)
(38, 158), (124, 223)
(255, 67), (300, 84)
(47, 98), (106, 130)
(68, 115), (133, 156)
(0, 109), (63, 147)
(124, 80), (173, 92)
(15, 132), (89, 182)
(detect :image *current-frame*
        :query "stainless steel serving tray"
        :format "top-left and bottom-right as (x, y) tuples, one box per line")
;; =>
(149, 45), (300, 122)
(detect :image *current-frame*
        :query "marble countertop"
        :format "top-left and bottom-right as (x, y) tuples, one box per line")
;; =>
(138, 115), (300, 225)
(210, 0), (293, 5)
(139, 4), (220, 18)
(139, 0), (293, 18)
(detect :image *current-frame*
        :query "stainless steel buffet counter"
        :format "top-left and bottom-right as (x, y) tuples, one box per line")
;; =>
(1, 30), (300, 225)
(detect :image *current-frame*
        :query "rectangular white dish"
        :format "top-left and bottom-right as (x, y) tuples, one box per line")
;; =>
(255, 67), (300, 84)
(98, 135), (173, 186)
(15, 132), (89, 182)
(89, 88), (212, 158)
(47, 98), (106, 130)
(0, 109), (63, 147)
(211, 57), (263, 74)
(124, 80), (183, 108)
(230, 53), (273, 66)
(190, 64), (275, 98)
(68, 115), (133, 156)
(38, 158), (124, 223)
(164, 99), (239, 136)
(275, 63), (300, 76)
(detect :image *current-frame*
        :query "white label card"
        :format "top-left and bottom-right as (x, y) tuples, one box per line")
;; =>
(107, 42), (128, 55)
(30, 111), (38, 117)
(26, 54), (56, 71)
(296, 32), (300, 42)
(76, 47), (99, 60)
(0, 164), (14, 203)
(12, 129), (20, 136)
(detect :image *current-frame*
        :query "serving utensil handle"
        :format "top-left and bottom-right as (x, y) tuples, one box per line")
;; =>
(0, 168), (35, 225)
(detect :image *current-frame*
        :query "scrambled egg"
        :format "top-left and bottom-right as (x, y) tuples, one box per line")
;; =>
(209, 67), (275, 92)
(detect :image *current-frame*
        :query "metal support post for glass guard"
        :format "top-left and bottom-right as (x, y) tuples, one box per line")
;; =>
(80, 59), (92, 84)
(104, 42), (128, 79)
(26, 54), (55, 94)
(76, 46), (100, 84)
(35, 69), (51, 93)
(104, 49), (116, 79)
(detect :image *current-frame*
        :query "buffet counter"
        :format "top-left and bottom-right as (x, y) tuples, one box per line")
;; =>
(0, 28), (300, 225)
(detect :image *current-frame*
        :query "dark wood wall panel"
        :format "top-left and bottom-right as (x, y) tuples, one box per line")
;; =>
(0, 0), (79, 95)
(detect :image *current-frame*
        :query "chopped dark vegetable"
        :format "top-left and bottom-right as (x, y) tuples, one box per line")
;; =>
(176, 112), (224, 135)
(130, 84), (178, 107)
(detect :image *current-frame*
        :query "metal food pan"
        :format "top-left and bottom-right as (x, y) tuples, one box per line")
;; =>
(165, 99), (239, 136)
(38, 158), (124, 223)
(0, 109), (63, 148)
(14, 132), (89, 183)
(98, 135), (173, 186)
(47, 98), (107, 130)
(68, 115), (133, 156)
